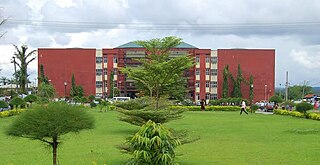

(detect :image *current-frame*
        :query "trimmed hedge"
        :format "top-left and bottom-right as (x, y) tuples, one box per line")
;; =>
(274, 109), (320, 121)
(171, 106), (241, 112)
(0, 109), (26, 118)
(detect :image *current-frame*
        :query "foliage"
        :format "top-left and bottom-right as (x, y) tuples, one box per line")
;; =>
(6, 102), (95, 165)
(90, 102), (97, 108)
(98, 100), (109, 112)
(12, 44), (36, 94)
(0, 109), (26, 118)
(109, 71), (115, 98)
(269, 95), (283, 104)
(80, 96), (87, 104)
(24, 94), (37, 106)
(126, 120), (181, 165)
(37, 83), (55, 99)
(250, 104), (259, 112)
(39, 64), (49, 84)
(307, 112), (320, 121)
(288, 85), (312, 100)
(222, 65), (229, 98)
(116, 97), (186, 126)
(232, 64), (242, 98)
(69, 74), (85, 98)
(88, 95), (95, 102)
(121, 36), (194, 109)
(114, 97), (150, 110)
(0, 100), (9, 108)
(209, 97), (243, 106)
(180, 105), (241, 111)
(9, 97), (25, 109)
(295, 102), (313, 114)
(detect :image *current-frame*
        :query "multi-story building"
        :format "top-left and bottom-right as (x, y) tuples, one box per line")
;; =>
(38, 42), (275, 103)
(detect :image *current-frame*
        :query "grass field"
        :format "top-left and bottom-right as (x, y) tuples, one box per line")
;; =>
(1, 110), (320, 165)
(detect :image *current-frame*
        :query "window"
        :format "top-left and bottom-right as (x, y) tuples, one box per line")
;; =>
(113, 69), (117, 75)
(104, 80), (108, 87)
(96, 57), (102, 63)
(96, 81), (102, 88)
(211, 94), (218, 100)
(113, 57), (118, 63)
(211, 81), (217, 88)
(206, 81), (210, 88)
(103, 56), (108, 63)
(211, 57), (217, 64)
(206, 56), (210, 63)
(206, 69), (210, 75)
(211, 69), (217, 76)
(196, 56), (200, 63)
(104, 68), (108, 75)
(206, 93), (210, 100)
(96, 69), (102, 76)
(196, 93), (200, 100)
(196, 69), (200, 75)
(195, 81), (200, 88)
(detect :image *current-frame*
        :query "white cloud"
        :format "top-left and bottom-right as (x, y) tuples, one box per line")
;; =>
(291, 49), (320, 69)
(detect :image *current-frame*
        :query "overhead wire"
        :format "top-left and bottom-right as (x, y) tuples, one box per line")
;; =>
(4, 19), (320, 31)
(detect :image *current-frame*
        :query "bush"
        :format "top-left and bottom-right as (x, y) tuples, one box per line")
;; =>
(295, 102), (313, 114)
(308, 113), (320, 120)
(126, 120), (181, 165)
(0, 100), (9, 109)
(0, 109), (26, 118)
(177, 106), (241, 112)
(90, 102), (97, 108)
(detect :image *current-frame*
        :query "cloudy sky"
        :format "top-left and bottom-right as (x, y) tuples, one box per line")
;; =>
(1, 0), (320, 87)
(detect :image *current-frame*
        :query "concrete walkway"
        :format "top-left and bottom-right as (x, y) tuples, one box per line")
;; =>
(255, 110), (274, 115)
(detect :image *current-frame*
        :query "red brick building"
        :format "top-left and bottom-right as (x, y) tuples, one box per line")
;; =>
(38, 42), (275, 102)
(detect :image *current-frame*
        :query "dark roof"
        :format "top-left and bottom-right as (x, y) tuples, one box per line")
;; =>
(116, 41), (197, 49)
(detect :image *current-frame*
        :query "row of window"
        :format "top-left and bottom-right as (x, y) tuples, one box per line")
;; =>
(98, 56), (217, 64)
(96, 57), (118, 63)
(195, 69), (217, 76)
(195, 81), (217, 88)
(195, 56), (217, 64)
(195, 93), (218, 100)
(96, 69), (118, 76)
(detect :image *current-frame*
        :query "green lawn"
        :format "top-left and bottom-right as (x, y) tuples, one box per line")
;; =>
(1, 110), (320, 165)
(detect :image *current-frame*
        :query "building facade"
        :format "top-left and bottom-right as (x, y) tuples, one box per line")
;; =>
(38, 42), (275, 103)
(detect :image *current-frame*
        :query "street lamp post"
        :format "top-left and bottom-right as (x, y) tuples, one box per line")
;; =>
(264, 85), (267, 101)
(279, 83), (282, 99)
(64, 82), (67, 98)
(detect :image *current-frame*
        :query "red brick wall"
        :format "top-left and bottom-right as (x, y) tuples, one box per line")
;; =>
(217, 49), (275, 102)
(38, 48), (96, 97)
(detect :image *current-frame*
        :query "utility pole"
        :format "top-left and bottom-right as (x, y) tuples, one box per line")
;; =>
(285, 71), (289, 101)
(11, 57), (18, 93)
(279, 83), (282, 99)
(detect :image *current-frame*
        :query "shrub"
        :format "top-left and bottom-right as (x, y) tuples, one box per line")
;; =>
(0, 109), (26, 118)
(126, 120), (181, 165)
(0, 100), (9, 109)
(178, 106), (241, 112)
(295, 102), (313, 114)
(90, 102), (97, 108)
(308, 113), (320, 121)
(9, 97), (25, 109)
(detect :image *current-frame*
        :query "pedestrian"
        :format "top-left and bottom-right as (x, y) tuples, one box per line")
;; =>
(200, 99), (206, 111)
(240, 100), (248, 115)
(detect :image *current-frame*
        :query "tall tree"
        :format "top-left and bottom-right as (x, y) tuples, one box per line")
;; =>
(222, 65), (229, 98)
(121, 36), (194, 109)
(232, 64), (242, 97)
(6, 102), (95, 165)
(70, 74), (77, 97)
(12, 44), (36, 94)
(39, 64), (49, 84)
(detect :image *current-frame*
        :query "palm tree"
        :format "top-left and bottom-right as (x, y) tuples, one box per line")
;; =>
(12, 44), (36, 94)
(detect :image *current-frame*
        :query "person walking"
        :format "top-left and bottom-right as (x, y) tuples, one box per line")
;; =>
(240, 100), (248, 115)
(200, 99), (206, 111)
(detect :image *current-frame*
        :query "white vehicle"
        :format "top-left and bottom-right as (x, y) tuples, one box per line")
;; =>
(113, 97), (131, 102)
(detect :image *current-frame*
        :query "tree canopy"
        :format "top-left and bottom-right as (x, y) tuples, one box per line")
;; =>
(6, 102), (95, 165)
(121, 36), (194, 108)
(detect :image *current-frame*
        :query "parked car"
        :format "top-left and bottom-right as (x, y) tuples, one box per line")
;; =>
(264, 103), (275, 112)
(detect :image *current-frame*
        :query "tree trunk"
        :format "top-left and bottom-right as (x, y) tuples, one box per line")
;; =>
(52, 138), (58, 165)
